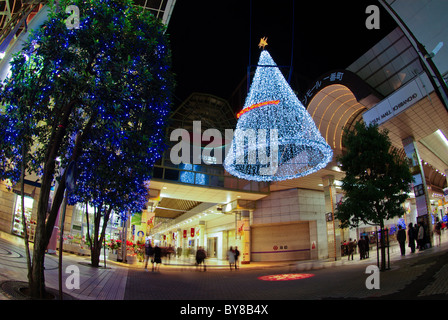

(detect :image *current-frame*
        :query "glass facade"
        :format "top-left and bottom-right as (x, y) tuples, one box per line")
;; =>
(133, 0), (176, 25)
(347, 27), (423, 97)
(152, 93), (270, 194)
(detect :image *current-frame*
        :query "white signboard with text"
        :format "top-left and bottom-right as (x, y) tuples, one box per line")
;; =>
(363, 73), (433, 126)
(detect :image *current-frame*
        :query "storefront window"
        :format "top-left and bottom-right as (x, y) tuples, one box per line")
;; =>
(12, 195), (35, 239)
(70, 203), (120, 246)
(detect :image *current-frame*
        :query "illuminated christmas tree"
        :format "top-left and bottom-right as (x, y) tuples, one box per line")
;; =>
(224, 46), (332, 181)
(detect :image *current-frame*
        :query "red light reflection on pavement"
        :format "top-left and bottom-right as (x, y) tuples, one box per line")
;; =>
(258, 273), (315, 281)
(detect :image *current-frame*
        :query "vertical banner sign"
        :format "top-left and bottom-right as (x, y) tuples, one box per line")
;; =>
(402, 137), (430, 216)
(237, 220), (245, 237)
(183, 230), (187, 239)
(190, 228), (195, 238)
(147, 212), (155, 228)
(402, 137), (433, 247)
(323, 175), (340, 260)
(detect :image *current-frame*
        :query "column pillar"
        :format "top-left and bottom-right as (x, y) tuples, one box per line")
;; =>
(444, 170), (448, 218)
(322, 175), (341, 260)
(176, 228), (181, 256)
(198, 221), (205, 248)
(240, 210), (251, 264)
(403, 136), (433, 247)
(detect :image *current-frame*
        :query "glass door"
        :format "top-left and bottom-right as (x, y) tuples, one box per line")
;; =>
(207, 237), (217, 258)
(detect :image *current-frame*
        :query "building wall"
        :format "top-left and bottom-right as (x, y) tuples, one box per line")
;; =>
(253, 188), (299, 225)
(251, 222), (310, 262)
(252, 188), (328, 261)
(0, 180), (15, 233)
(0, 180), (75, 243)
(204, 214), (234, 260)
(297, 189), (328, 260)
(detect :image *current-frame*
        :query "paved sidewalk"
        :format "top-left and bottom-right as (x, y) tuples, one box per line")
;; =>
(1, 230), (447, 301)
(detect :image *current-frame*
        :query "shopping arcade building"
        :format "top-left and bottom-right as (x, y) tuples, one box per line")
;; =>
(133, 26), (448, 262)
(0, 2), (447, 263)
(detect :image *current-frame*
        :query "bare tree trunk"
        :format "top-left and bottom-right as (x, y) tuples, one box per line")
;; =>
(28, 107), (95, 298)
(380, 222), (386, 271)
(90, 206), (113, 267)
(85, 203), (92, 252)
(20, 147), (33, 284)
(91, 205), (100, 267)
(29, 102), (76, 299)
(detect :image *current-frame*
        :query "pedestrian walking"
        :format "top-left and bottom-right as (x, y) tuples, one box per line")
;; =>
(227, 247), (235, 270)
(144, 240), (154, 271)
(408, 223), (416, 253)
(397, 225), (406, 256)
(347, 239), (355, 260)
(417, 222), (425, 251)
(152, 244), (162, 272)
(195, 246), (207, 271)
(166, 244), (174, 261)
(234, 246), (240, 269)
(342, 240), (348, 256)
(357, 237), (366, 260)
(364, 236), (370, 258)
(434, 217), (442, 246)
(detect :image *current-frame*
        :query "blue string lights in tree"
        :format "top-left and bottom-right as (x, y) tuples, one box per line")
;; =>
(0, 0), (173, 221)
(224, 48), (333, 182)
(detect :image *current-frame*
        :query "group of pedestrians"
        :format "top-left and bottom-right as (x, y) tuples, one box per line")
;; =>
(357, 236), (370, 260)
(194, 245), (241, 271)
(144, 240), (162, 272)
(404, 220), (443, 255)
(344, 238), (370, 260)
(345, 219), (444, 260)
(226, 246), (240, 270)
(143, 241), (242, 272)
(405, 222), (426, 255)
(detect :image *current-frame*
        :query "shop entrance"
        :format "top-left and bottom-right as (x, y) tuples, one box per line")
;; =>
(251, 222), (311, 262)
(207, 237), (218, 258)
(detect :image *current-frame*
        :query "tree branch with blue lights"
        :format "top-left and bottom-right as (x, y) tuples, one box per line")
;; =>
(0, 0), (173, 297)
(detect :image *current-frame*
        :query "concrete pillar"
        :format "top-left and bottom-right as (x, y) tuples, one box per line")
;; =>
(240, 210), (251, 264)
(198, 221), (205, 248)
(402, 137), (433, 246)
(176, 228), (181, 255)
(322, 175), (341, 260)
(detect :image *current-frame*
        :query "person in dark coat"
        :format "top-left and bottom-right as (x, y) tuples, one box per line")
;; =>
(347, 239), (355, 260)
(144, 240), (154, 270)
(152, 244), (162, 272)
(364, 236), (370, 258)
(397, 225), (406, 256)
(234, 246), (240, 269)
(195, 246), (207, 271)
(407, 223), (416, 253)
(357, 237), (366, 260)
(417, 222), (425, 251)
(434, 217), (442, 246)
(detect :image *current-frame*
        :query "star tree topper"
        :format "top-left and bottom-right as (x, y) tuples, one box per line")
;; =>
(258, 37), (268, 50)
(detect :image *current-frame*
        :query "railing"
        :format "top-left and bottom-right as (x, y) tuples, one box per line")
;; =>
(152, 164), (270, 194)
(0, 1), (46, 49)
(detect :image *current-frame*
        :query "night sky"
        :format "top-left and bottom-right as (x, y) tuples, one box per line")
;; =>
(167, 0), (397, 109)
